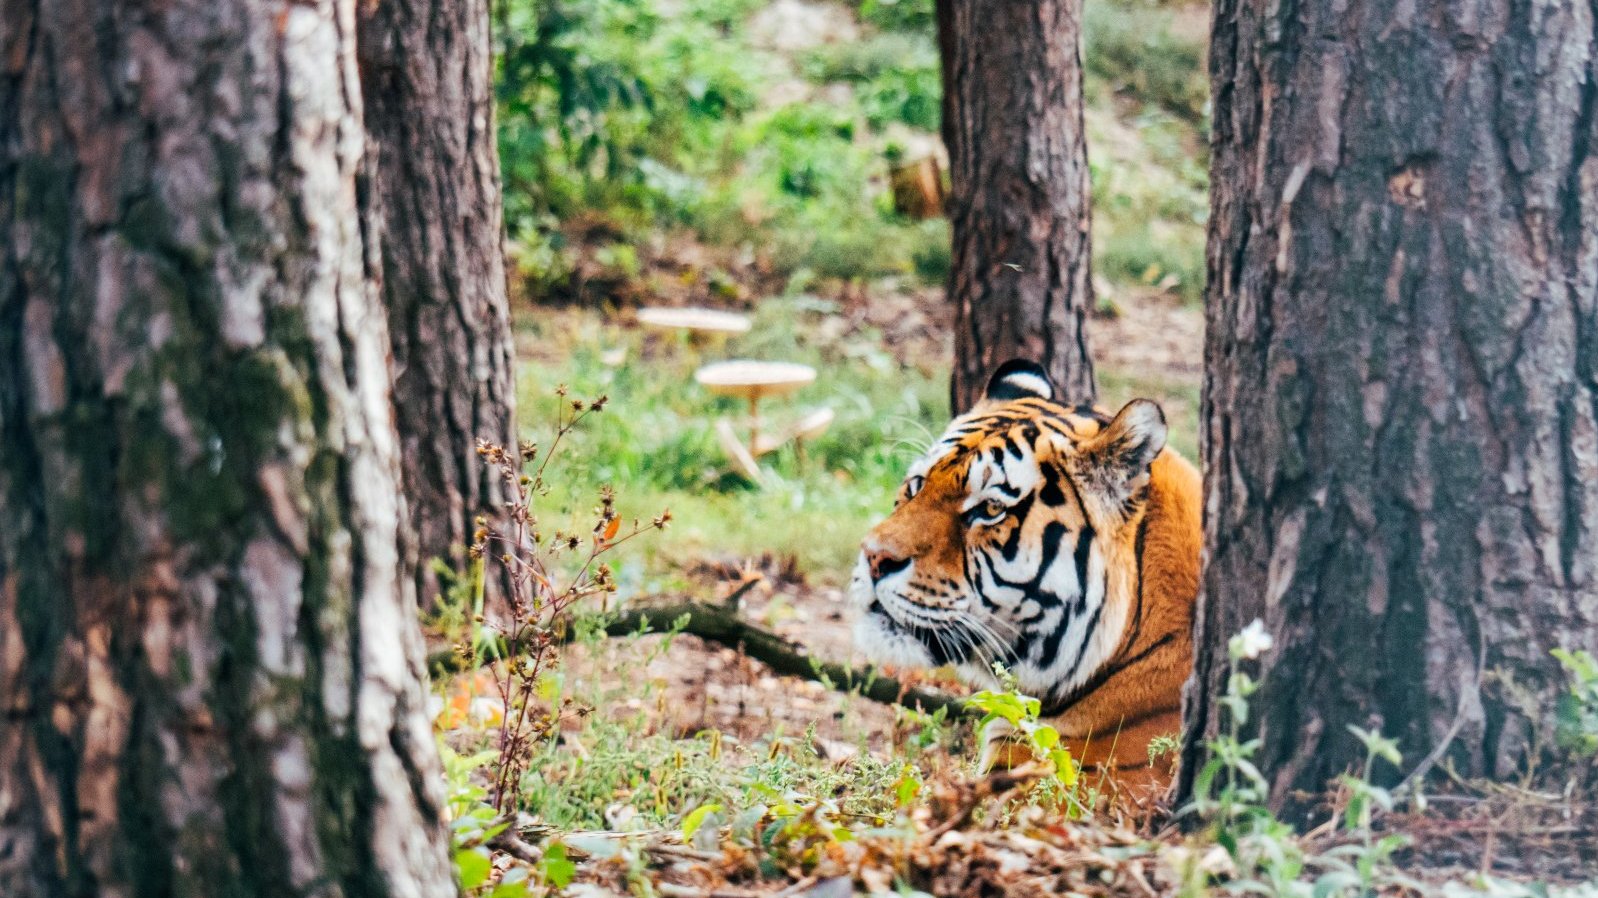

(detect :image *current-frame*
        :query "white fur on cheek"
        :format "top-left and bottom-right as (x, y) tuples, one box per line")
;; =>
(847, 553), (873, 610)
(849, 552), (936, 669)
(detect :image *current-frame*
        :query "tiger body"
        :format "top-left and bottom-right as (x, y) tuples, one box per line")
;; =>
(851, 361), (1201, 792)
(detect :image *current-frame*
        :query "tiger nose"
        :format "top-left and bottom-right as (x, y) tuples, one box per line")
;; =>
(863, 538), (911, 583)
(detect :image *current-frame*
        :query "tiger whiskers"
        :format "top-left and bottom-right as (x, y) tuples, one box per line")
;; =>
(960, 615), (1017, 672)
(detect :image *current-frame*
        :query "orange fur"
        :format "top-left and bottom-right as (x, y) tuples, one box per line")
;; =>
(854, 393), (1202, 800)
(1049, 448), (1200, 798)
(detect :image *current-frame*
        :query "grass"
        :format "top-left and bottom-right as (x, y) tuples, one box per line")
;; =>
(1084, 0), (1211, 304)
(440, 606), (956, 834)
(1083, 0), (1209, 124)
(437, 591), (1598, 896)
(436, 579), (1598, 894)
(522, 708), (923, 832)
(515, 301), (1200, 588)
(516, 301), (947, 584)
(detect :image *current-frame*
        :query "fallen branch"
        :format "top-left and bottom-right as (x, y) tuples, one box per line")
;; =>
(427, 600), (970, 717)
(485, 827), (544, 865)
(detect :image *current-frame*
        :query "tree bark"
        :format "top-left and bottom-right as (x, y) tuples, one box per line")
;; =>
(357, 0), (517, 608)
(0, 0), (456, 894)
(1183, 0), (1598, 812)
(939, 0), (1097, 411)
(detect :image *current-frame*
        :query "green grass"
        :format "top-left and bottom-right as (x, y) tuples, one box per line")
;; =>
(516, 303), (1199, 587)
(1083, 0), (1211, 305)
(517, 301), (948, 584)
(522, 714), (919, 831)
(1083, 0), (1209, 123)
(471, 619), (956, 834)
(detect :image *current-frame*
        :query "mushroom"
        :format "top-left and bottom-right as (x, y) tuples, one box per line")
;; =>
(696, 360), (817, 455)
(636, 306), (752, 337)
(695, 360), (816, 396)
(751, 407), (835, 457)
(715, 419), (764, 484)
(790, 407), (835, 443)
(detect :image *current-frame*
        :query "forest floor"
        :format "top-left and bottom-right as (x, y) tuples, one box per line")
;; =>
(429, 273), (1596, 897)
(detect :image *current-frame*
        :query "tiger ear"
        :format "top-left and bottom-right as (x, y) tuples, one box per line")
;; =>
(1076, 399), (1167, 497)
(984, 359), (1056, 403)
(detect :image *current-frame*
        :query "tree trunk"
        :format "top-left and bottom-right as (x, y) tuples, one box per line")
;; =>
(357, 0), (517, 608)
(939, 0), (1097, 411)
(1183, 0), (1598, 812)
(0, 1), (456, 894)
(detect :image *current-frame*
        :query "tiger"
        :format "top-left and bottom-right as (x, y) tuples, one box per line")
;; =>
(850, 359), (1201, 794)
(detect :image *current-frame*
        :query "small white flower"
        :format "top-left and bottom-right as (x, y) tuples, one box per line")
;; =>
(1229, 618), (1274, 661)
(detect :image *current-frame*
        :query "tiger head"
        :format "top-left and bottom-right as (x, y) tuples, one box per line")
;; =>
(851, 360), (1197, 720)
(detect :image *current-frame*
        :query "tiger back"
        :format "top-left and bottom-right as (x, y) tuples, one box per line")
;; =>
(851, 360), (1201, 794)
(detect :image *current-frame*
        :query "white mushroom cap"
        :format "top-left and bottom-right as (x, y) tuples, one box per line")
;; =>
(750, 407), (835, 457)
(636, 306), (752, 334)
(791, 407), (835, 441)
(695, 360), (817, 399)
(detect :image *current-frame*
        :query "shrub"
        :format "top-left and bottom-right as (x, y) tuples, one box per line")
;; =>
(467, 390), (669, 812)
(803, 33), (941, 131)
(854, 0), (935, 33)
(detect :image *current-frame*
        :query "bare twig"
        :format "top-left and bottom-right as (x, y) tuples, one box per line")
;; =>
(1393, 622), (1488, 798)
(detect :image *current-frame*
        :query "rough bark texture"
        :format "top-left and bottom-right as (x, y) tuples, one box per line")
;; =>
(938, 0), (1097, 411)
(357, 0), (517, 608)
(0, 0), (456, 894)
(1183, 0), (1598, 811)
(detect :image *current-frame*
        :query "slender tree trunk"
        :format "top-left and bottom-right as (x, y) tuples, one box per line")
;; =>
(0, 0), (456, 894)
(1183, 0), (1598, 812)
(357, 0), (517, 608)
(939, 0), (1097, 411)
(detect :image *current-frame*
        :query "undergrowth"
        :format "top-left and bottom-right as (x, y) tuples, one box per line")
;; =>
(429, 391), (1595, 896)
(494, 0), (1211, 303)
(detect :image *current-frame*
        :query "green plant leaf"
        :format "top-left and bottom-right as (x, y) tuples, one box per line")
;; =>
(456, 847), (492, 891)
(1048, 748), (1078, 786)
(681, 802), (724, 842)
(540, 842), (576, 889)
(892, 767), (922, 806)
(1031, 725), (1060, 751)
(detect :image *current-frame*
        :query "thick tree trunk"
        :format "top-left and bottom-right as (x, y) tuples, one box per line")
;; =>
(1183, 0), (1598, 812)
(938, 0), (1097, 411)
(357, 0), (517, 608)
(0, 1), (456, 895)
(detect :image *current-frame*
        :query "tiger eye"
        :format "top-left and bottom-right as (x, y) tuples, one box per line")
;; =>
(982, 499), (1006, 519)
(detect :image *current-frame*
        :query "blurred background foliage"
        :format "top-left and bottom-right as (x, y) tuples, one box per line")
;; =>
(493, 0), (1209, 303)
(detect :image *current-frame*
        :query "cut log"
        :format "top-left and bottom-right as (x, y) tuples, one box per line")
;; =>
(889, 154), (946, 220)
